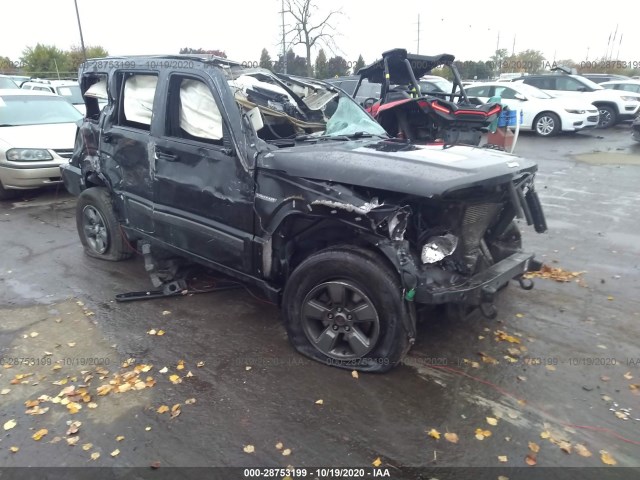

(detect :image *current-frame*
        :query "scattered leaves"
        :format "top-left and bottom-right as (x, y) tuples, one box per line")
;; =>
(540, 431), (551, 439)
(145, 426), (152, 431)
(162, 310), (171, 315)
(157, 405), (170, 414)
(524, 265), (585, 282)
(427, 428), (441, 440)
(67, 342), (76, 347)
(82, 443), (93, 451)
(276, 442), (284, 450)
(498, 455), (508, 463)
(372, 457), (382, 467)
(600, 450), (616, 465)
(159, 367), (168, 373)
(486, 417), (498, 426)
(351, 370), (359, 379)
(559, 441), (572, 454)
(116, 436), (125, 442)
(88, 402), (98, 409)
(10, 446), (19, 453)
(147, 329), (157, 335)
(170, 404), (181, 418)
(475, 428), (492, 440)
(156, 330), (165, 336)
(111, 449), (120, 457)
(525, 454), (537, 466)
(4, 419), (17, 430)
(176, 360), (185, 371)
(624, 372), (633, 380)
(169, 374), (182, 384)
(196, 361), (205, 368)
(528, 442), (540, 453)
(30, 331), (39, 338)
(315, 399), (324, 405)
(444, 432), (459, 444)
(67, 436), (80, 446)
(546, 365), (557, 371)
(478, 352), (498, 364)
(185, 398), (196, 405)
(32, 429), (48, 441)
(90, 452), (100, 461)
(243, 444), (255, 453)
(282, 448), (292, 456)
(1, 388), (10, 395)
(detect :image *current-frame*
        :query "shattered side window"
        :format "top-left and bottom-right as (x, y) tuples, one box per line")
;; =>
(121, 73), (158, 129)
(324, 96), (386, 137)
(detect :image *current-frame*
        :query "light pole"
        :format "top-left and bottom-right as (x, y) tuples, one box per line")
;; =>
(74, 0), (87, 61)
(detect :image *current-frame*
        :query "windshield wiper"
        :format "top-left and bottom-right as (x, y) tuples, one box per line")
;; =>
(0, 124), (16, 127)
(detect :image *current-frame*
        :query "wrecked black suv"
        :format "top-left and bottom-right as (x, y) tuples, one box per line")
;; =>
(61, 55), (547, 372)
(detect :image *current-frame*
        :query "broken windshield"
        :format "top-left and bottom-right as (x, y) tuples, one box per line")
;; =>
(324, 96), (386, 137)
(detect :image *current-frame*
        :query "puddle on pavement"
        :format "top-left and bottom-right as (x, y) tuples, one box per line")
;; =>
(573, 151), (640, 165)
(0, 300), (160, 464)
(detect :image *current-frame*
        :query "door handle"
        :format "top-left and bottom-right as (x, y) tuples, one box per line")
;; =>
(155, 149), (179, 162)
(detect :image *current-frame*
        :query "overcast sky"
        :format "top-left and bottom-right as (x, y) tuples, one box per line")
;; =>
(1, 0), (636, 69)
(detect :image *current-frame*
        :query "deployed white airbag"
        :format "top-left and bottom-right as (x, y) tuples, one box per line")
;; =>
(85, 79), (108, 100)
(179, 79), (223, 140)
(123, 75), (157, 125)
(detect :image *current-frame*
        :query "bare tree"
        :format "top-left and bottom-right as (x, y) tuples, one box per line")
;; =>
(284, 0), (341, 77)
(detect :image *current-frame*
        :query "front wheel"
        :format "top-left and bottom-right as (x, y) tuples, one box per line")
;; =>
(533, 112), (560, 136)
(282, 247), (411, 372)
(596, 105), (617, 129)
(76, 187), (133, 261)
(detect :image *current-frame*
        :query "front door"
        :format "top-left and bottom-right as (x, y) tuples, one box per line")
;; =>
(152, 71), (255, 273)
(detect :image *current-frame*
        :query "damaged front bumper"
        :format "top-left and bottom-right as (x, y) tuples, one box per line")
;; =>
(413, 251), (542, 306)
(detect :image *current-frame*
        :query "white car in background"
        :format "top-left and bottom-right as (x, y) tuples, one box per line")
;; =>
(0, 89), (82, 200)
(465, 82), (599, 136)
(600, 79), (640, 95)
(21, 79), (86, 114)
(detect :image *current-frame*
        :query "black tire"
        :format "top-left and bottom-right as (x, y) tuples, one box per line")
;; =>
(76, 187), (133, 261)
(533, 112), (561, 137)
(596, 105), (617, 129)
(0, 180), (18, 201)
(282, 247), (411, 372)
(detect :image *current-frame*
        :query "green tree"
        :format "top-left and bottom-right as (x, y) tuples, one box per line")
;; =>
(274, 49), (307, 76)
(314, 48), (328, 78)
(259, 48), (272, 70)
(325, 56), (349, 77)
(489, 48), (509, 76)
(20, 44), (69, 77)
(67, 45), (109, 72)
(353, 54), (365, 74)
(0, 55), (17, 73)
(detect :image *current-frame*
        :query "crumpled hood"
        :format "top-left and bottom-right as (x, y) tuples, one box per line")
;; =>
(258, 140), (537, 197)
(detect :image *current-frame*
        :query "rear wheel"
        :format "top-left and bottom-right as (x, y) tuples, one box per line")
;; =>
(282, 247), (411, 372)
(76, 187), (133, 261)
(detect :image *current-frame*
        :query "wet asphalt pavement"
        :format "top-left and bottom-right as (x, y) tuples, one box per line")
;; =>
(0, 125), (639, 478)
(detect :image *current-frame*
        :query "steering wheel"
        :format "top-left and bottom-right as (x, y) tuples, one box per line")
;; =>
(362, 97), (378, 109)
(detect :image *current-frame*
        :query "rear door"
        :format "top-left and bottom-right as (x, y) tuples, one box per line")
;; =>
(99, 70), (160, 234)
(151, 70), (255, 273)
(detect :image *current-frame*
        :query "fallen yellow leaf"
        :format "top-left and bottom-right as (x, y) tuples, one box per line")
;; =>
(600, 450), (616, 465)
(528, 442), (540, 453)
(176, 360), (185, 371)
(111, 449), (120, 457)
(32, 429), (48, 441)
(82, 443), (93, 451)
(169, 374), (182, 384)
(525, 453), (537, 466)
(498, 455), (508, 463)
(282, 448), (292, 456)
(351, 370), (359, 379)
(157, 405), (170, 414)
(159, 367), (168, 373)
(97, 385), (111, 396)
(559, 441), (572, 454)
(575, 444), (592, 457)
(147, 329), (157, 335)
(427, 428), (441, 440)
(444, 432), (459, 444)
(90, 452), (100, 460)
(1, 388), (10, 395)
(315, 399), (324, 405)
(116, 436), (125, 442)
(185, 398), (196, 405)
(157, 330), (165, 336)
(88, 402), (98, 409)
(9, 446), (19, 453)
(372, 457), (382, 467)
(546, 365), (557, 371)
(243, 444), (255, 453)
(486, 417), (498, 426)
(3, 419), (17, 430)
(275, 442), (283, 450)
(540, 431), (551, 439)
(162, 310), (171, 315)
(196, 361), (205, 368)
(623, 371), (633, 380)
